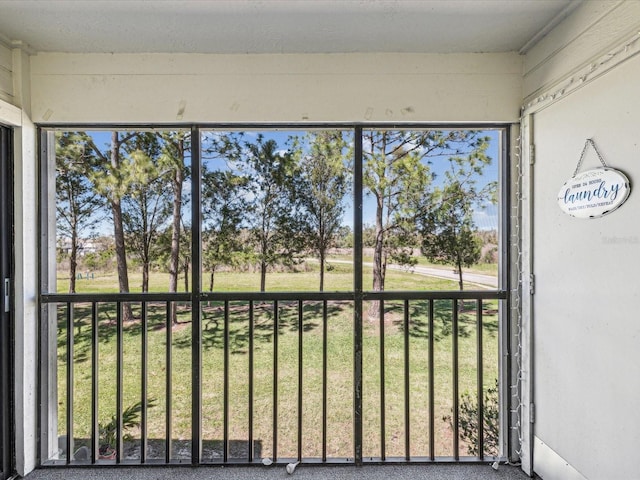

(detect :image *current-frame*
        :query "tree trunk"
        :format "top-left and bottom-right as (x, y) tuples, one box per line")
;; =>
(142, 221), (150, 293)
(456, 253), (465, 312)
(209, 269), (215, 292)
(260, 259), (267, 292)
(372, 232), (384, 292)
(110, 132), (133, 322)
(183, 262), (189, 292)
(369, 197), (385, 319)
(319, 250), (325, 292)
(142, 263), (149, 293)
(69, 231), (77, 294)
(110, 196), (126, 283)
(111, 198), (133, 321)
(68, 186), (78, 293)
(168, 138), (184, 325)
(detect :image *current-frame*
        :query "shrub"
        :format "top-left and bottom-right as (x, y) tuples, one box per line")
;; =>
(443, 378), (499, 456)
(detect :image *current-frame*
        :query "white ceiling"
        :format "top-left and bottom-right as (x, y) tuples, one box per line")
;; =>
(0, 0), (581, 55)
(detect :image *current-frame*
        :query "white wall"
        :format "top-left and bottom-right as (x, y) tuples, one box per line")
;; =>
(0, 45), (38, 478)
(533, 55), (640, 480)
(30, 52), (523, 124)
(523, 2), (640, 479)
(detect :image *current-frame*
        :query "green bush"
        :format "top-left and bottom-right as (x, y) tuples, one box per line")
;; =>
(444, 378), (499, 456)
(99, 398), (157, 455)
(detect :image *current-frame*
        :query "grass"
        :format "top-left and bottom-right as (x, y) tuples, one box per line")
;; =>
(327, 254), (499, 278)
(60, 259), (488, 294)
(54, 266), (500, 461)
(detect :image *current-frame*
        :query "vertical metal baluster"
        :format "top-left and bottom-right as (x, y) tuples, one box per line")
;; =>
(297, 300), (303, 462)
(141, 301), (148, 463)
(379, 299), (385, 461)
(116, 302), (123, 463)
(452, 300), (459, 460)
(91, 302), (99, 463)
(428, 300), (435, 461)
(273, 300), (278, 461)
(66, 303), (73, 465)
(191, 124), (202, 466)
(322, 300), (328, 463)
(353, 126), (363, 466)
(476, 299), (484, 459)
(248, 301), (255, 462)
(223, 300), (229, 463)
(404, 300), (410, 461)
(165, 301), (172, 463)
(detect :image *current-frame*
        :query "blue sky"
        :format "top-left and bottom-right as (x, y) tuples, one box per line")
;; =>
(201, 128), (501, 230)
(80, 128), (501, 236)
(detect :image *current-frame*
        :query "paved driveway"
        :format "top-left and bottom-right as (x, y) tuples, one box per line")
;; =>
(326, 259), (498, 289)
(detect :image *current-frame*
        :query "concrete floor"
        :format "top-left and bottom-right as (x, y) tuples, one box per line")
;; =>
(23, 463), (532, 480)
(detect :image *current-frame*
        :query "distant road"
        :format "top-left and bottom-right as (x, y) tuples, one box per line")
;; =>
(324, 259), (498, 289)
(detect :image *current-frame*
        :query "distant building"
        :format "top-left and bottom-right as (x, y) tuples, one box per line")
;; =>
(57, 238), (107, 256)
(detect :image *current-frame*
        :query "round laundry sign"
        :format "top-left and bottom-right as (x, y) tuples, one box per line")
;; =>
(557, 167), (630, 218)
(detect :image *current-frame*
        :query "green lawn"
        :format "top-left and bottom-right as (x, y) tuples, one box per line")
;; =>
(60, 259), (491, 294)
(54, 267), (500, 461)
(326, 254), (498, 277)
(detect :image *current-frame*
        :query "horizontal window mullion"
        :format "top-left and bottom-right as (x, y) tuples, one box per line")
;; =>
(363, 290), (507, 301)
(199, 291), (355, 302)
(41, 292), (192, 303)
(43, 290), (505, 304)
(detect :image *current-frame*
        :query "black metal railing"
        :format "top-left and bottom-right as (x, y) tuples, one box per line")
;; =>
(41, 289), (506, 467)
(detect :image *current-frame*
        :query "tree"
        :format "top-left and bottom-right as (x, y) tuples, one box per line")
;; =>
(294, 131), (350, 291)
(120, 145), (172, 292)
(238, 134), (303, 292)
(363, 130), (492, 297)
(158, 132), (190, 306)
(334, 225), (353, 249)
(362, 130), (433, 298)
(175, 221), (192, 293)
(154, 219), (192, 294)
(362, 224), (378, 248)
(419, 137), (495, 291)
(201, 168), (248, 291)
(55, 132), (103, 293)
(419, 180), (482, 291)
(82, 236), (115, 272)
(88, 131), (139, 321)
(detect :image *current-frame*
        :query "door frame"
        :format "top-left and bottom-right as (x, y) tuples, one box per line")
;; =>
(0, 124), (15, 480)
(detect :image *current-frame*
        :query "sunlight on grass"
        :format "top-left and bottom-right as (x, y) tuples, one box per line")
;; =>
(55, 268), (500, 461)
(58, 260), (489, 294)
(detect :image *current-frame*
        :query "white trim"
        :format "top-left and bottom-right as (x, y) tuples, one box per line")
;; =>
(518, 0), (584, 55)
(522, 31), (640, 115)
(0, 99), (21, 127)
(518, 114), (534, 476)
(0, 34), (11, 51)
(533, 436), (588, 480)
(12, 115), (38, 477)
